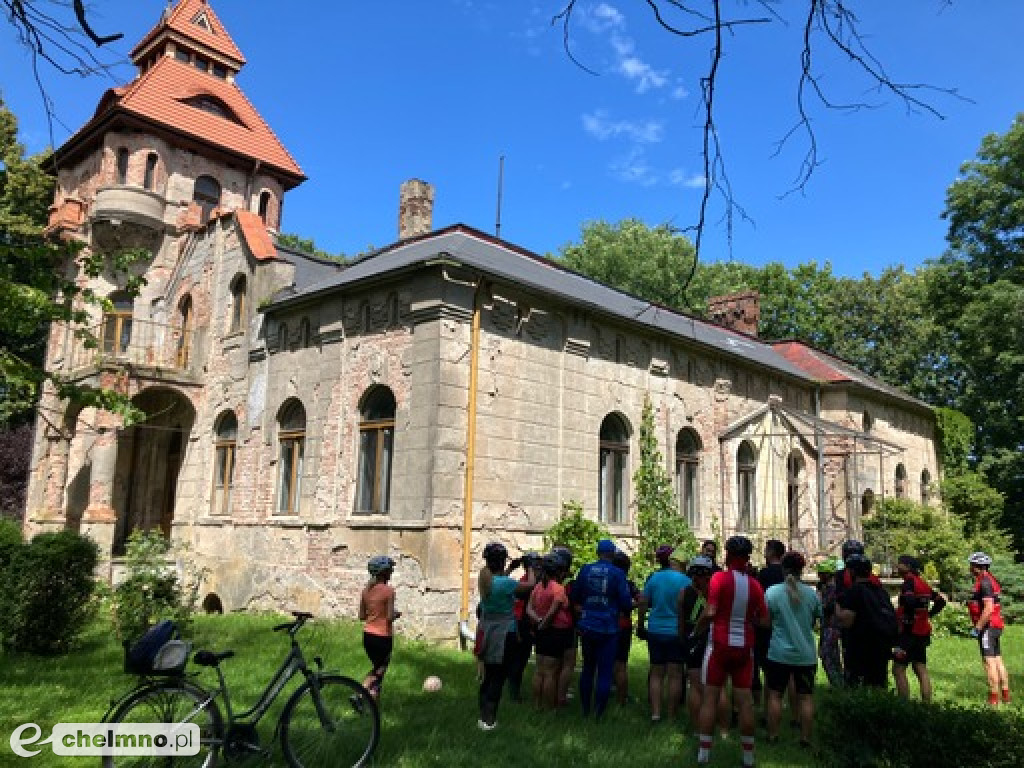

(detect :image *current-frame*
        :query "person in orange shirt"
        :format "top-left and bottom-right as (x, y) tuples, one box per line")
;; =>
(527, 553), (573, 709)
(359, 555), (401, 702)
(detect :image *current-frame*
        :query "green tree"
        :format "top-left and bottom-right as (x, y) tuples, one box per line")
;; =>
(633, 394), (697, 583)
(1, 99), (145, 424)
(559, 219), (696, 310)
(934, 115), (1024, 549)
(543, 499), (609, 578)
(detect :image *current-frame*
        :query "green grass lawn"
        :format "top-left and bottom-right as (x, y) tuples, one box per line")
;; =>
(1, 614), (1020, 767)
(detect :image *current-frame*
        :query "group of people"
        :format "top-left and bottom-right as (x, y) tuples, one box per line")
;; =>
(352, 537), (1012, 764)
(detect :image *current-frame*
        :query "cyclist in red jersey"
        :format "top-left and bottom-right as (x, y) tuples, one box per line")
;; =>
(967, 552), (1011, 706)
(691, 536), (768, 768)
(892, 555), (946, 702)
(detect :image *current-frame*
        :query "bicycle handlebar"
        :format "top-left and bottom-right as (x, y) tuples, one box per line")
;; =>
(272, 611), (315, 635)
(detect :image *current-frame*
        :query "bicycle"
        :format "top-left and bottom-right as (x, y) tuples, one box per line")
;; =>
(102, 611), (379, 767)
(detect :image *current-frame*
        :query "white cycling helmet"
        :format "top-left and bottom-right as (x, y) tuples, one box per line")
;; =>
(968, 552), (992, 567)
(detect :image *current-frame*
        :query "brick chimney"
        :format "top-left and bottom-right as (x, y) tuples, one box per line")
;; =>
(707, 290), (760, 337)
(398, 179), (434, 240)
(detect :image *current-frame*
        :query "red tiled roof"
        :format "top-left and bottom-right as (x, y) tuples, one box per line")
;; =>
(235, 210), (277, 261)
(63, 56), (304, 181)
(771, 342), (851, 382)
(132, 0), (245, 65)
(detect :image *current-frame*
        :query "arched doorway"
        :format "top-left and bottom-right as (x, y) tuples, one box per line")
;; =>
(113, 388), (195, 554)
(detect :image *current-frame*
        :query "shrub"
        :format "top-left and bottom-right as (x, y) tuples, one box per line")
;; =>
(111, 530), (205, 643)
(930, 602), (973, 638)
(543, 500), (609, 578)
(816, 687), (1024, 768)
(1, 529), (98, 654)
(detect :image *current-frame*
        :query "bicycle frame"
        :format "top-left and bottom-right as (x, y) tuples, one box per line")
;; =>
(210, 626), (320, 728)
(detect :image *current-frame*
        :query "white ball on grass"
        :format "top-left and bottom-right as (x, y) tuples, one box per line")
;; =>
(422, 675), (442, 692)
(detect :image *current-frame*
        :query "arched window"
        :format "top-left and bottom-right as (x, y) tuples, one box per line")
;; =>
(921, 469), (932, 505)
(787, 450), (805, 542)
(277, 322), (289, 352)
(895, 463), (907, 499)
(258, 190), (274, 226)
(193, 174), (221, 224)
(211, 411), (237, 515)
(356, 386), (396, 514)
(862, 489), (876, 519)
(675, 428), (701, 528)
(599, 413), (630, 524)
(116, 148), (130, 185)
(143, 152), (159, 191)
(276, 399), (305, 515)
(737, 440), (757, 530)
(229, 274), (247, 333)
(101, 291), (133, 356)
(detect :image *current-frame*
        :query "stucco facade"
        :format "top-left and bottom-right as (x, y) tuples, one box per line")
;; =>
(23, 0), (941, 642)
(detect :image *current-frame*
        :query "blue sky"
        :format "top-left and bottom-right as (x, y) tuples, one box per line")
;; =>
(2, 1), (1023, 276)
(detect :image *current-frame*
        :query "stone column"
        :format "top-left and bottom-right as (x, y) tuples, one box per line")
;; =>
(81, 410), (122, 557)
(40, 430), (71, 520)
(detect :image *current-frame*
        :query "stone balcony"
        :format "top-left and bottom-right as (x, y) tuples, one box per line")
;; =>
(91, 185), (167, 231)
(68, 318), (202, 383)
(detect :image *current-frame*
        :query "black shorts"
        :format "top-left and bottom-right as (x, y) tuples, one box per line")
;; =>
(535, 627), (572, 658)
(687, 634), (709, 671)
(648, 632), (685, 665)
(363, 632), (393, 669)
(893, 633), (929, 666)
(979, 627), (1002, 658)
(616, 627), (632, 663)
(763, 658), (817, 695)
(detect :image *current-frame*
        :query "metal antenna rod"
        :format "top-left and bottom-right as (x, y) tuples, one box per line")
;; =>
(495, 155), (504, 239)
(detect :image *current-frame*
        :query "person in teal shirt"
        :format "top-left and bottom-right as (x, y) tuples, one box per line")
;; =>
(638, 548), (691, 721)
(763, 552), (821, 747)
(476, 541), (535, 730)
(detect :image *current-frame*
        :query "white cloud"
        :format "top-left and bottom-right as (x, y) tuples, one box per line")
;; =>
(618, 56), (668, 93)
(610, 148), (658, 186)
(582, 110), (664, 144)
(588, 3), (625, 31)
(671, 84), (689, 100)
(669, 170), (707, 188)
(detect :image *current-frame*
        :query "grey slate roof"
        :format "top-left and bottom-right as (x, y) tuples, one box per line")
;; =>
(269, 224), (819, 383)
(272, 242), (346, 296)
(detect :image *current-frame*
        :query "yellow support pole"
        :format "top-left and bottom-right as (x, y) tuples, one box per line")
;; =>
(460, 282), (484, 627)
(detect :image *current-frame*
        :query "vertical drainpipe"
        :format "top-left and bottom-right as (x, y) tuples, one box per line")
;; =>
(458, 279), (484, 644)
(719, 439), (727, 541)
(814, 385), (826, 550)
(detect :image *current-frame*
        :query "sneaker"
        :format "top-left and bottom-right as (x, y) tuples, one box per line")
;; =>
(349, 694), (365, 715)
(477, 719), (497, 731)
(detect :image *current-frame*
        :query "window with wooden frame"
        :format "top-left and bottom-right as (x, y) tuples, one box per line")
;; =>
(675, 428), (701, 529)
(229, 274), (247, 333)
(599, 413), (630, 525)
(276, 399), (305, 515)
(176, 295), (193, 368)
(101, 291), (133, 356)
(921, 469), (932, 505)
(277, 322), (289, 352)
(895, 463), (907, 498)
(211, 411), (237, 515)
(193, 174), (221, 223)
(143, 152), (159, 191)
(737, 440), (757, 530)
(299, 318), (311, 347)
(787, 450), (805, 540)
(116, 148), (130, 185)
(355, 387), (395, 514)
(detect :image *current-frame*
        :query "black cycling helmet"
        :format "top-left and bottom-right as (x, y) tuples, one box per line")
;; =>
(841, 539), (865, 559)
(725, 535), (753, 558)
(845, 552), (872, 576)
(522, 551), (541, 568)
(552, 546), (573, 569)
(483, 541), (508, 562)
(541, 553), (561, 573)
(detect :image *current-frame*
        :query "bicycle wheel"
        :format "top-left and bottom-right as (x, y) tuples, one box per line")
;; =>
(102, 680), (223, 768)
(280, 675), (379, 768)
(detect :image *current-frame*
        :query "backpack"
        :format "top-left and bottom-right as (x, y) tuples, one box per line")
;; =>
(124, 620), (189, 676)
(857, 583), (899, 643)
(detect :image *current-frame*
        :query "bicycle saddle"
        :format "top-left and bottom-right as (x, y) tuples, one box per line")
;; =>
(193, 649), (235, 667)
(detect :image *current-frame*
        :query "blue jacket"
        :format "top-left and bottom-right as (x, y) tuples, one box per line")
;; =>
(571, 559), (633, 635)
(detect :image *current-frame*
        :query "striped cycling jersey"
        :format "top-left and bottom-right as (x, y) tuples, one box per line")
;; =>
(707, 567), (766, 649)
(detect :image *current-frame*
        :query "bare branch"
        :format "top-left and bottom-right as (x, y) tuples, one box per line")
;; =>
(72, 0), (121, 46)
